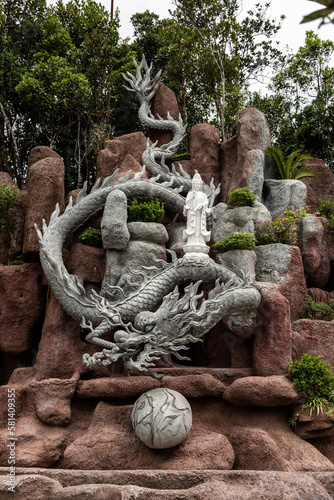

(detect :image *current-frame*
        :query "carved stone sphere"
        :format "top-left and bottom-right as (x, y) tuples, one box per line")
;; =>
(131, 388), (192, 449)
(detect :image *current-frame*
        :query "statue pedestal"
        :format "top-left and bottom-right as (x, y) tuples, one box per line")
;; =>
(183, 243), (210, 255)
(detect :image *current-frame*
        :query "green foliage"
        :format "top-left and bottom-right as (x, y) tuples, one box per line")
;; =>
(78, 227), (102, 247)
(301, 0), (334, 26)
(228, 188), (257, 207)
(265, 146), (314, 180)
(286, 354), (334, 411)
(249, 32), (334, 171)
(212, 233), (255, 253)
(127, 199), (165, 223)
(0, 184), (20, 233)
(254, 206), (316, 246)
(318, 199), (334, 219)
(302, 295), (334, 321)
(170, 152), (191, 162)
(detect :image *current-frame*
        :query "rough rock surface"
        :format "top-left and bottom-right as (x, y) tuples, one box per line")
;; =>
(189, 123), (221, 187)
(34, 291), (109, 380)
(255, 244), (307, 321)
(31, 377), (79, 426)
(253, 283), (292, 376)
(3, 469), (334, 500)
(0, 416), (66, 468)
(27, 145), (61, 168)
(23, 152), (65, 256)
(216, 249), (256, 277)
(292, 405), (334, 439)
(96, 132), (148, 180)
(292, 319), (334, 367)
(68, 243), (106, 283)
(61, 401), (235, 470)
(211, 204), (255, 241)
(0, 171), (14, 185)
(148, 83), (180, 146)
(220, 108), (271, 202)
(0, 263), (45, 353)
(302, 158), (334, 209)
(296, 216), (331, 288)
(263, 179), (307, 219)
(101, 190), (130, 250)
(223, 376), (299, 407)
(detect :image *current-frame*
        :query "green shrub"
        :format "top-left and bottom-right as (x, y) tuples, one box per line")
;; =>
(170, 152), (191, 162)
(127, 199), (164, 223)
(318, 200), (334, 220)
(212, 233), (255, 253)
(286, 354), (334, 411)
(302, 295), (334, 321)
(0, 184), (20, 233)
(265, 146), (314, 180)
(255, 206), (317, 246)
(228, 188), (257, 207)
(78, 228), (103, 247)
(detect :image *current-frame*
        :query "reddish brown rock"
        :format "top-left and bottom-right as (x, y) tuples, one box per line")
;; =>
(34, 290), (109, 380)
(253, 283), (292, 376)
(116, 131), (148, 165)
(0, 263), (45, 354)
(189, 123), (221, 187)
(220, 108), (271, 202)
(119, 153), (148, 179)
(31, 377), (79, 426)
(148, 83), (181, 146)
(76, 376), (160, 399)
(96, 133), (148, 181)
(292, 405), (334, 439)
(68, 243), (106, 283)
(0, 415), (66, 468)
(23, 155), (65, 256)
(96, 139), (125, 180)
(0, 171), (14, 185)
(228, 425), (334, 471)
(297, 216), (331, 289)
(61, 402), (234, 470)
(301, 158), (334, 210)
(292, 319), (334, 367)
(223, 376), (299, 407)
(161, 374), (226, 398)
(28, 145), (61, 168)
(308, 287), (334, 303)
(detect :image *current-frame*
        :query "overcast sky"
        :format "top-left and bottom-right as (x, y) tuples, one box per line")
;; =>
(108, 0), (334, 52)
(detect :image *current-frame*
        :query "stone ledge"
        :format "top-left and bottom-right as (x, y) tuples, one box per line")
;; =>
(76, 368), (252, 398)
(1, 468), (334, 499)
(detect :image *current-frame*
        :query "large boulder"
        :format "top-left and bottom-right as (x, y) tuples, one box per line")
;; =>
(220, 108), (271, 202)
(223, 375), (299, 407)
(255, 244), (307, 321)
(253, 282), (292, 376)
(301, 158), (334, 210)
(23, 149), (65, 256)
(148, 83), (181, 146)
(292, 319), (334, 367)
(0, 263), (45, 354)
(296, 216), (331, 289)
(263, 179), (307, 219)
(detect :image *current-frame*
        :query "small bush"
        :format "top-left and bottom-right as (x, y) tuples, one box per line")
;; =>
(170, 152), (191, 162)
(79, 228), (103, 247)
(286, 354), (334, 407)
(0, 184), (20, 233)
(318, 200), (334, 220)
(212, 233), (255, 253)
(254, 206), (317, 246)
(228, 188), (257, 207)
(302, 295), (334, 321)
(127, 199), (164, 223)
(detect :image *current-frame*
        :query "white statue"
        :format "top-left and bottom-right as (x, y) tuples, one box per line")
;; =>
(183, 172), (211, 256)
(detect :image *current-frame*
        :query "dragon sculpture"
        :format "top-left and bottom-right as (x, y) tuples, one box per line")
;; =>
(35, 56), (261, 379)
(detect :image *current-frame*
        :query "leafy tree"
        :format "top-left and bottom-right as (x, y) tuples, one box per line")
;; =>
(248, 32), (334, 170)
(0, 0), (137, 189)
